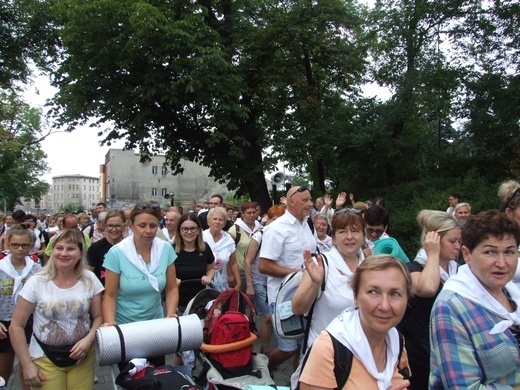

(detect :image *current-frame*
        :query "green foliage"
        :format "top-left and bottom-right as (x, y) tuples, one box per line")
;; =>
(0, 92), (50, 211)
(59, 203), (84, 214)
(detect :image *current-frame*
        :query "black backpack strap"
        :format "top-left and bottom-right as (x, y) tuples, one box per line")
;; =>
(329, 332), (353, 390)
(233, 224), (241, 245)
(396, 331), (410, 380)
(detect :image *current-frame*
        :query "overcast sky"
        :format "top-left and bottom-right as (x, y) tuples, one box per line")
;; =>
(24, 75), (126, 183)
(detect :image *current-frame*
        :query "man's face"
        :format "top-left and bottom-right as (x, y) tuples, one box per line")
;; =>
(288, 187), (313, 220)
(164, 212), (179, 231)
(209, 197), (222, 209)
(96, 204), (106, 213)
(448, 196), (458, 207)
(63, 217), (79, 229)
(315, 200), (324, 210)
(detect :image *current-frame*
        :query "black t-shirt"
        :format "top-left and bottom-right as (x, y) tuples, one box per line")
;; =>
(176, 243), (215, 307)
(398, 260), (443, 387)
(87, 237), (113, 286)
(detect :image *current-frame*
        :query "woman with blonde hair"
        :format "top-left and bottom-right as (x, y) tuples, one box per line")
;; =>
(298, 255), (411, 389)
(454, 202), (471, 226)
(398, 210), (461, 389)
(10, 229), (103, 389)
(203, 207), (240, 292)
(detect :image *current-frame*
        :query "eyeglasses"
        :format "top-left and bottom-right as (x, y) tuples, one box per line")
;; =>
(289, 186), (310, 198)
(334, 208), (361, 215)
(180, 227), (199, 233)
(135, 202), (161, 211)
(366, 227), (385, 236)
(106, 224), (124, 231)
(505, 188), (520, 209)
(10, 243), (32, 249)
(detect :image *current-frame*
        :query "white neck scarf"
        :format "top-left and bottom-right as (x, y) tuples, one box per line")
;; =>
(329, 247), (365, 277)
(117, 237), (165, 291)
(414, 248), (458, 282)
(327, 308), (400, 390)
(161, 227), (174, 243)
(0, 254), (35, 301)
(234, 218), (262, 236)
(443, 264), (520, 334)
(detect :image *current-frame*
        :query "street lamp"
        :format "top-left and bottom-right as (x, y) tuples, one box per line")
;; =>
(164, 192), (174, 207)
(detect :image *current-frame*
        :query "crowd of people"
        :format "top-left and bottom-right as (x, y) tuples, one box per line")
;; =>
(0, 180), (519, 389)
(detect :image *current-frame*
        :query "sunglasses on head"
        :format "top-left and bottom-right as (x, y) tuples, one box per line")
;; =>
(135, 202), (161, 211)
(504, 188), (520, 210)
(334, 208), (361, 215)
(289, 186), (310, 198)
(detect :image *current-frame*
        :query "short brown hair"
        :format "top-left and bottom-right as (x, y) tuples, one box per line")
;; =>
(331, 212), (366, 239)
(462, 209), (520, 252)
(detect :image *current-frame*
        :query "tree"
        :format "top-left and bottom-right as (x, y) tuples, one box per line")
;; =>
(0, 0), (58, 89)
(44, 0), (368, 210)
(0, 92), (50, 211)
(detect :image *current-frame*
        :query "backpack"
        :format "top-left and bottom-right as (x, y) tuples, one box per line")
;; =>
(200, 288), (257, 379)
(274, 254), (329, 348)
(294, 331), (409, 390)
(116, 363), (202, 390)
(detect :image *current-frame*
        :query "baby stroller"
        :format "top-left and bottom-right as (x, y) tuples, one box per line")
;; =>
(182, 286), (274, 389)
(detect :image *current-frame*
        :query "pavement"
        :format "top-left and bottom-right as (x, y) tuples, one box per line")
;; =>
(7, 321), (294, 389)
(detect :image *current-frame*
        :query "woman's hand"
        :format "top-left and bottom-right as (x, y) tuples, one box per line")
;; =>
(362, 246), (373, 258)
(201, 275), (212, 285)
(23, 361), (46, 387)
(424, 231), (441, 258)
(214, 257), (224, 271)
(303, 251), (324, 285)
(336, 192), (347, 208)
(69, 338), (91, 361)
(0, 322), (7, 340)
(246, 285), (255, 300)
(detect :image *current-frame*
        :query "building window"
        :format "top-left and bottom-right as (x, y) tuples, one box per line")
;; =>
(161, 188), (168, 196)
(152, 166), (158, 175)
(161, 167), (167, 176)
(152, 188), (157, 196)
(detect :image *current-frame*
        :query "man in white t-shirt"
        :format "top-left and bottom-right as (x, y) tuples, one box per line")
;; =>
(259, 185), (316, 372)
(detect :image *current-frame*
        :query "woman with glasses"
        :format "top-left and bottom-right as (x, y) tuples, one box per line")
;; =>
(203, 207), (241, 292)
(398, 210), (461, 389)
(291, 211), (366, 353)
(0, 226), (40, 390)
(102, 202), (179, 368)
(87, 210), (126, 286)
(174, 213), (215, 313)
(314, 214), (332, 253)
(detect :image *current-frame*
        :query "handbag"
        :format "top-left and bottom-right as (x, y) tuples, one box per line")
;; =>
(34, 336), (77, 367)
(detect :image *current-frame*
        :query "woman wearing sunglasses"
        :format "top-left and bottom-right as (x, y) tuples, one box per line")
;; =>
(173, 213), (215, 314)
(87, 210), (126, 286)
(0, 226), (40, 390)
(102, 202), (179, 368)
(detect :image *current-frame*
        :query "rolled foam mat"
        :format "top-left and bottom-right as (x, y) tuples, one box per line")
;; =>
(95, 314), (203, 365)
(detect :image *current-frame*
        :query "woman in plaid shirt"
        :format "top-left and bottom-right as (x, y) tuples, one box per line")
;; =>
(430, 210), (520, 389)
